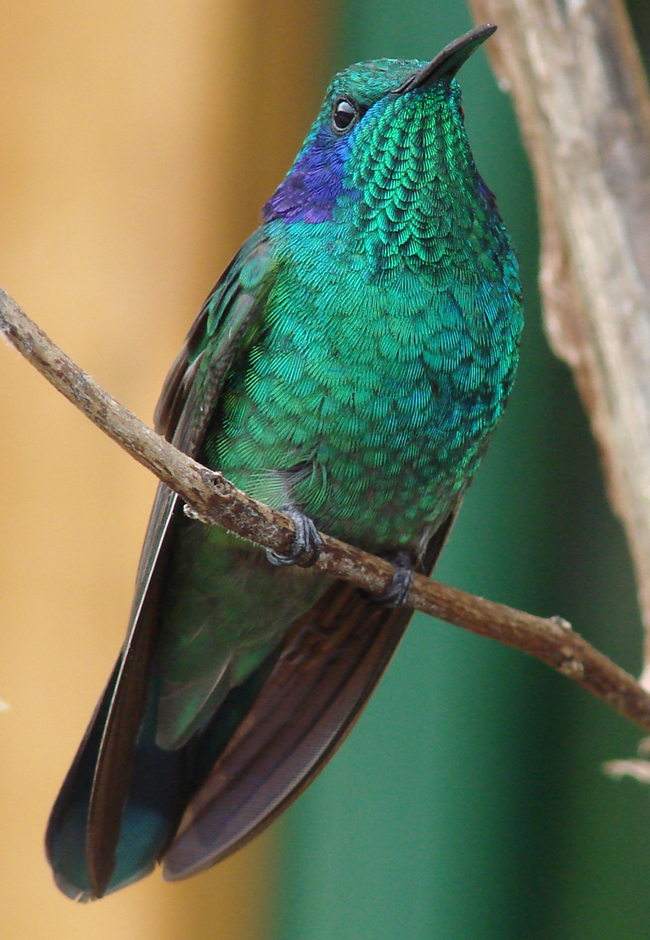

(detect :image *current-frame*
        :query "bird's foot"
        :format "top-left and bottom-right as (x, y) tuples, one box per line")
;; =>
(266, 509), (323, 568)
(369, 552), (415, 607)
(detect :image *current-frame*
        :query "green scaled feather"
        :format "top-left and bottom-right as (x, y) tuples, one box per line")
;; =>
(47, 31), (523, 900)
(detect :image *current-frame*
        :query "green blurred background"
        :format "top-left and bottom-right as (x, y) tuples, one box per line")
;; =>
(278, 2), (650, 938)
(1, 1), (649, 938)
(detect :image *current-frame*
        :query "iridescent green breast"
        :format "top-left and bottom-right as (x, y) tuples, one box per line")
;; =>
(203, 210), (521, 554)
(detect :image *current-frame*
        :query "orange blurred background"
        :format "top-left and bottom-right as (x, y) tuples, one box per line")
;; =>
(0, 1), (327, 936)
(5, 3), (650, 938)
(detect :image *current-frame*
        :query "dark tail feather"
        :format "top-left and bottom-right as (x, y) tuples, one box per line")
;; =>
(45, 660), (186, 901)
(45, 651), (279, 900)
(161, 508), (460, 881)
(47, 510), (459, 897)
(162, 582), (413, 880)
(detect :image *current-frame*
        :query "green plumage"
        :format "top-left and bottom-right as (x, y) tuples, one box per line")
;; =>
(156, 61), (521, 748)
(47, 26), (524, 899)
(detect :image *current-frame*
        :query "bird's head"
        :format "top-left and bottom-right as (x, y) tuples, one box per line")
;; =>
(264, 24), (497, 228)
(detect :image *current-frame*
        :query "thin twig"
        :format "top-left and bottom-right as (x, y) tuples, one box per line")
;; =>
(3, 285), (650, 732)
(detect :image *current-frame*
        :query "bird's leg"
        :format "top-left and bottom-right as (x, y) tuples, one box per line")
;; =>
(368, 551), (415, 607)
(266, 509), (323, 568)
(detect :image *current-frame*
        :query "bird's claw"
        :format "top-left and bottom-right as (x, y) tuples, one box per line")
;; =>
(369, 554), (415, 607)
(266, 510), (323, 568)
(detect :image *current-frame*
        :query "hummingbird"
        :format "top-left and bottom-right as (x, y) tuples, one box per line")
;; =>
(47, 24), (523, 900)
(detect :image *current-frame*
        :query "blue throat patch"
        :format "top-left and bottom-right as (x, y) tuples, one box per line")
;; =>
(263, 127), (356, 223)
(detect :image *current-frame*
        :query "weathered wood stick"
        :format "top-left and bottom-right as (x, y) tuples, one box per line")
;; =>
(468, 0), (650, 681)
(3, 285), (650, 733)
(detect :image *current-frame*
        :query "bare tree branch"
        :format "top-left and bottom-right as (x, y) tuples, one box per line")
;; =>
(604, 736), (650, 782)
(3, 286), (650, 734)
(467, 0), (650, 682)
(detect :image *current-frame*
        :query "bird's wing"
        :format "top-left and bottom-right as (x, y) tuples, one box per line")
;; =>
(161, 507), (459, 880)
(47, 228), (279, 898)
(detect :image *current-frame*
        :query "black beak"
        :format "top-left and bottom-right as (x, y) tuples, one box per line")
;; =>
(394, 24), (497, 94)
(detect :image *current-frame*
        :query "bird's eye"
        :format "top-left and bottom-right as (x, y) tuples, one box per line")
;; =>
(332, 97), (359, 133)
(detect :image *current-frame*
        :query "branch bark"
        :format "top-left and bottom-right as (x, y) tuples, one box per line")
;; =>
(3, 287), (650, 733)
(467, 0), (650, 681)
